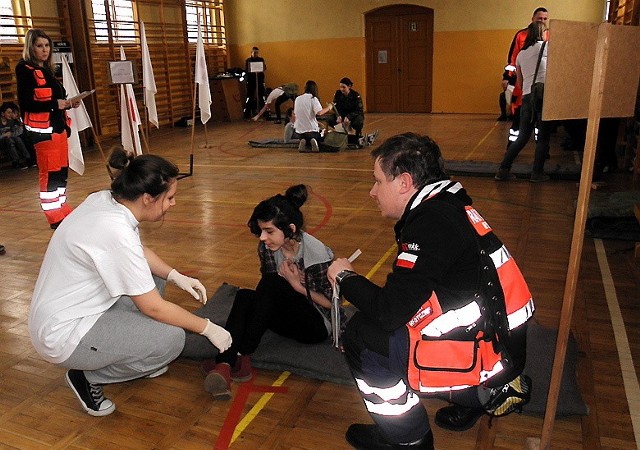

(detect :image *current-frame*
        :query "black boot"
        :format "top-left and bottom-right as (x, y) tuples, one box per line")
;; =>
(434, 404), (485, 431)
(345, 424), (434, 449)
(484, 374), (532, 417)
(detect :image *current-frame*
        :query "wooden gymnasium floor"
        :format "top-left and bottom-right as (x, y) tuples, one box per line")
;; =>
(0, 113), (638, 449)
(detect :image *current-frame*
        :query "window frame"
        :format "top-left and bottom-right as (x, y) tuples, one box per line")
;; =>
(185, 0), (225, 46)
(91, 0), (136, 43)
(0, 0), (18, 43)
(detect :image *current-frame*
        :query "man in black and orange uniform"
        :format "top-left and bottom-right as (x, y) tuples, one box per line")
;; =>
(502, 7), (548, 145)
(328, 133), (534, 449)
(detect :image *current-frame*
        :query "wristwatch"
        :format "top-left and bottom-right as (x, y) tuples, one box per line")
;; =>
(335, 269), (357, 285)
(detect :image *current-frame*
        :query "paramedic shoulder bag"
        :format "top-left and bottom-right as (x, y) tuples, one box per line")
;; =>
(530, 41), (547, 119)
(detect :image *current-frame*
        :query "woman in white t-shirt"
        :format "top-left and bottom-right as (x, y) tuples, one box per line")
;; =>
(496, 22), (551, 183)
(293, 80), (332, 152)
(28, 148), (232, 417)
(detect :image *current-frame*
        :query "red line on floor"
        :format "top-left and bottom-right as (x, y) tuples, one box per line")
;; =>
(213, 378), (289, 449)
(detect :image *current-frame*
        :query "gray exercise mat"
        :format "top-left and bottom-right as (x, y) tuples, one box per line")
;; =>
(248, 138), (361, 150)
(203, 283), (352, 384)
(444, 160), (581, 180)
(587, 191), (640, 218)
(249, 138), (300, 148)
(204, 283), (587, 416)
(586, 191), (640, 241)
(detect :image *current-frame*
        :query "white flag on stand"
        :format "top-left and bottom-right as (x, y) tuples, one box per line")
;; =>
(140, 22), (158, 128)
(62, 56), (92, 175)
(119, 46), (143, 156)
(195, 26), (211, 124)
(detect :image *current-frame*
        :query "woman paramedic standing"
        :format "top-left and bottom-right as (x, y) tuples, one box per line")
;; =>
(16, 29), (79, 229)
(28, 149), (232, 417)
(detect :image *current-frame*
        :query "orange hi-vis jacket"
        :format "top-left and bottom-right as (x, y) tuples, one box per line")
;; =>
(504, 28), (527, 112)
(16, 61), (70, 139)
(406, 199), (534, 394)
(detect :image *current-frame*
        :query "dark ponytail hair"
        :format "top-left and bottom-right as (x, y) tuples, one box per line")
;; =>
(248, 184), (308, 240)
(109, 148), (179, 201)
(303, 80), (318, 98)
(522, 22), (545, 51)
(339, 77), (353, 87)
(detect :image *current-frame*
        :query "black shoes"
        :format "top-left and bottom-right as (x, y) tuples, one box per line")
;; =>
(345, 424), (434, 449)
(495, 168), (516, 181)
(12, 160), (29, 170)
(484, 374), (532, 417)
(530, 172), (550, 183)
(65, 369), (115, 416)
(435, 374), (532, 432)
(434, 404), (485, 431)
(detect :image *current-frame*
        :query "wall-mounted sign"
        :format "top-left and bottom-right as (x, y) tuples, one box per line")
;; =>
(410, 22), (417, 32)
(108, 60), (136, 84)
(378, 50), (388, 64)
(52, 41), (73, 64)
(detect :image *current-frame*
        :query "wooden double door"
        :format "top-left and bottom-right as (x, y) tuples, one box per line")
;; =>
(365, 5), (433, 113)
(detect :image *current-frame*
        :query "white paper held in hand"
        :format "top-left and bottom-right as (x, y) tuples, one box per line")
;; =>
(348, 248), (362, 263)
(331, 248), (362, 349)
(67, 89), (96, 103)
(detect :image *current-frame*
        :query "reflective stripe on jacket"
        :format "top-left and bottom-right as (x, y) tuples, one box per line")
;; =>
(406, 185), (534, 393)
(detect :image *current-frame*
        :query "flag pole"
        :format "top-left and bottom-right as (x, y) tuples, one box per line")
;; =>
(89, 127), (114, 179)
(199, 122), (213, 149)
(181, 66), (197, 180)
(123, 86), (140, 155)
(181, 16), (208, 179)
(138, 113), (152, 154)
(140, 21), (158, 151)
(143, 102), (150, 145)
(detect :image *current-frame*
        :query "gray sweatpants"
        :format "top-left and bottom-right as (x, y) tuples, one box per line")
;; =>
(62, 277), (218, 384)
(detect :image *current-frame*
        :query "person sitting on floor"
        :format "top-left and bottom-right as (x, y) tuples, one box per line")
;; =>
(327, 77), (365, 145)
(0, 102), (33, 169)
(201, 184), (342, 400)
(5, 101), (36, 164)
(282, 108), (301, 143)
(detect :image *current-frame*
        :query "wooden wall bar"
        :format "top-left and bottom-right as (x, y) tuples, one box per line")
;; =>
(0, 0), (228, 138)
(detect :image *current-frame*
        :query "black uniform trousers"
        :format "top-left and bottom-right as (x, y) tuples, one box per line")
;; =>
(216, 273), (328, 367)
(343, 312), (488, 444)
